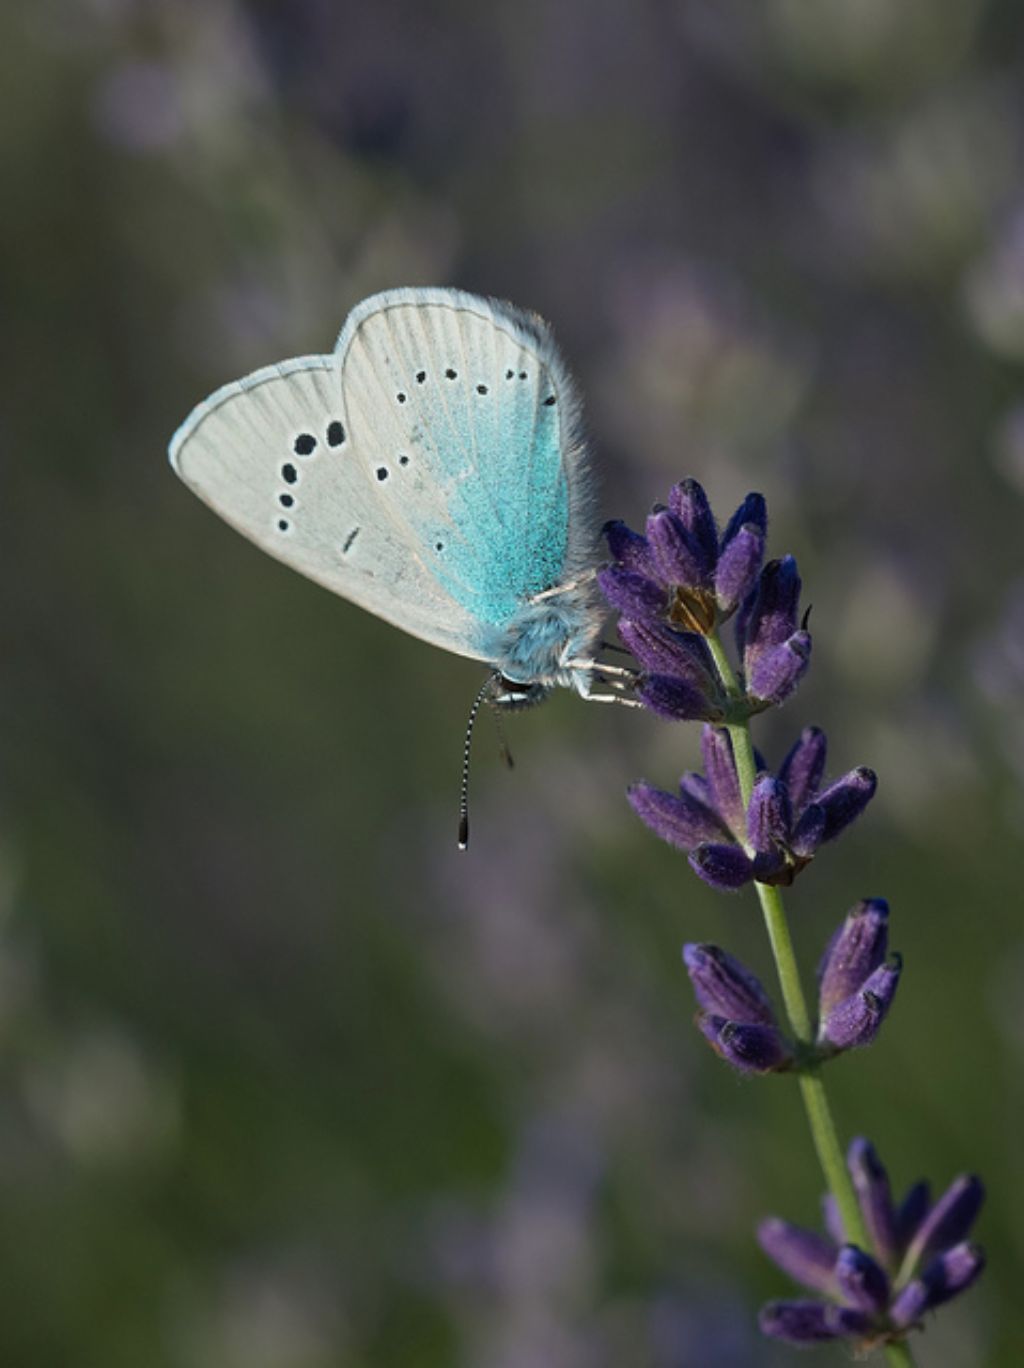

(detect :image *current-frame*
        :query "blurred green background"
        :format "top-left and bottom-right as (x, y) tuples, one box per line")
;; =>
(3, 1), (1024, 1364)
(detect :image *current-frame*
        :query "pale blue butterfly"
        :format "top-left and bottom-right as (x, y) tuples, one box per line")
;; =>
(169, 288), (635, 835)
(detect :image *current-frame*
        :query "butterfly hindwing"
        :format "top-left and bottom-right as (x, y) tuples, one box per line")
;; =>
(169, 355), (489, 657)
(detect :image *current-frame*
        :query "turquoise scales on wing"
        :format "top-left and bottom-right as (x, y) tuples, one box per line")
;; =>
(419, 371), (569, 629)
(343, 293), (573, 635)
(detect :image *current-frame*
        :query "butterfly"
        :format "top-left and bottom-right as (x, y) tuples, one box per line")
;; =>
(169, 288), (638, 716)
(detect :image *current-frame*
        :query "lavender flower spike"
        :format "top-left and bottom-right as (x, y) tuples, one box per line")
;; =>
(683, 943), (775, 1024)
(834, 1244), (891, 1316)
(818, 898), (890, 1018)
(902, 1174), (986, 1274)
(757, 1218), (838, 1296)
(631, 724), (877, 890)
(818, 955), (902, 1053)
(890, 1243), (987, 1328)
(737, 555), (813, 705)
(817, 901), (902, 1057)
(759, 1140), (986, 1351)
(617, 619), (726, 721)
(600, 479), (768, 640)
(684, 943), (793, 1074)
(697, 1015), (792, 1074)
(716, 493), (767, 616)
(847, 1138), (900, 1270)
(758, 1301), (873, 1344)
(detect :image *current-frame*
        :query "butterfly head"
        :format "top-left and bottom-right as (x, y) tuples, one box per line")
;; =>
(488, 675), (553, 710)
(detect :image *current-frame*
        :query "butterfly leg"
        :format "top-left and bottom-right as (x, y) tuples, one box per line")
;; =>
(584, 691), (645, 708)
(571, 658), (638, 682)
(529, 569), (598, 604)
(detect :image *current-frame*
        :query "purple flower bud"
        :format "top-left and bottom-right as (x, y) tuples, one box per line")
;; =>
(597, 566), (667, 624)
(747, 776), (792, 855)
(757, 1218), (838, 1295)
(636, 674), (723, 722)
(846, 1138), (900, 1269)
(715, 520), (766, 616)
(683, 943), (776, 1025)
(903, 1175), (985, 1274)
(617, 620), (718, 690)
(758, 1300), (873, 1344)
(688, 842), (755, 890)
(667, 478), (718, 575)
(822, 1194), (845, 1246)
(751, 847), (791, 885)
(818, 899), (890, 1018)
(816, 767), (877, 842)
(701, 726), (746, 837)
(697, 1014), (792, 1073)
(678, 770), (712, 806)
(890, 1243), (986, 1328)
(745, 631), (812, 706)
(603, 519), (658, 578)
(720, 492), (767, 550)
(789, 802), (826, 858)
(778, 726), (827, 813)
(646, 509), (706, 589)
(896, 1181), (931, 1250)
(834, 1245), (891, 1315)
(818, 955), (902, 1052)
(742, 556), (802, 654)
(627, 783), (729, 850)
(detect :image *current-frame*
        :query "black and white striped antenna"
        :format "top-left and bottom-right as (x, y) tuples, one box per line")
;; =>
(458, 673), (500, 850)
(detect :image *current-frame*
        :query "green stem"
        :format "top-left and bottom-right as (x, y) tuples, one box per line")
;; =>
(883, 1341), (916, 1368)
(706, 631), (914, 1367)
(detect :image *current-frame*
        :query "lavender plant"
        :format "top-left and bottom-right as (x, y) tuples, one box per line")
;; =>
(601, 480), (985, 1362)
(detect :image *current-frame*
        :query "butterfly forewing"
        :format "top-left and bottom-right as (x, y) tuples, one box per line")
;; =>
(338, 291), (589, 635)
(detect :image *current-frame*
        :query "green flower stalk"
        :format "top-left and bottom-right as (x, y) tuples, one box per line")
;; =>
(601, 479), (985, 1362)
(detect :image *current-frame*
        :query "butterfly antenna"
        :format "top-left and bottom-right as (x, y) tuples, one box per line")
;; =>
(458, 674), (499, 850)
